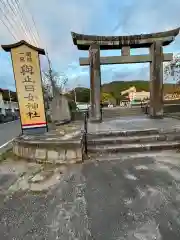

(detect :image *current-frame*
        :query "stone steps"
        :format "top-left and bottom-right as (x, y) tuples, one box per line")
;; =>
(88, 128), (180, 138)
(88, 150), (178, 162)
(87, 127), (180, 158)
(88, 141), (180, 154)
(88, 133), (180, 145)
(102, 107), (143, 118)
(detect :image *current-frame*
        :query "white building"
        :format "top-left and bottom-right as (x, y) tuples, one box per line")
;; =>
(0, 91), (5, 115)
(0, 91), (19, 116)
(121, 86), (150, 102)
(132, 91), (150, 101)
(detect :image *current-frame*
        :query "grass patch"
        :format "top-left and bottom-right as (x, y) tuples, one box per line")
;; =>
(0, 149), (14, 162)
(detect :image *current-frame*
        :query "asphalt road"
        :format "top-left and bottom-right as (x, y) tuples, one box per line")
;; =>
(0, 120), (21, 151)
(0, 150), (180, 239)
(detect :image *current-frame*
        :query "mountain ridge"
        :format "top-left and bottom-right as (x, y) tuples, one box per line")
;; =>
(102, 80), (179, 94)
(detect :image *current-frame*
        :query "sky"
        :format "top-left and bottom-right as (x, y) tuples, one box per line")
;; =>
(0, 0), (180, 91)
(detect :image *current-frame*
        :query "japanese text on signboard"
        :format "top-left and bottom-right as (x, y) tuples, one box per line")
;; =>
(19, 51), (40, 120)
(11, 44), (46, 126)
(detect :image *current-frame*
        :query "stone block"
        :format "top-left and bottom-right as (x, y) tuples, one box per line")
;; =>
(11, 133), (83, 165)
(76, 148), (82, 161)
(13, 145), (19, 156)
(35, 149), (46, 160)
(19, 146), (23, 157)
(66, 149), (77, 160)
(22, 147), (35, 159)
(68, 159), (77, 164)
(28, 148), (36, 159)
(59, 150), (66, 161)
(47, 150), (59, 161)
(22, 147), (28, 158)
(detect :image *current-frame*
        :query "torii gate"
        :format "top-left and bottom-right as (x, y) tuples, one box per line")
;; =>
(71, 28), (180, 122)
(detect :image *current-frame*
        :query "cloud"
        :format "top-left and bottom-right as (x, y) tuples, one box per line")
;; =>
(0, 51), (15, 90)
(114, 0), (180, 34)
(0, 0), (180, 90)
(25, 0), (107, 69)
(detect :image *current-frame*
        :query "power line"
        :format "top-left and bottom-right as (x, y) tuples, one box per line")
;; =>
(0, 0), (52, 80)
(0, 0), (41, 46)
(0, 0), (25, 40)
(0, 2), (21, 40)
(13, 0), (39, 45)
(31, 15), (43, 47)
(23, 0), (47, 49)
(0, 16), (17, 41)
(9, 0), (32, 43)
(6, 0), (31, 42)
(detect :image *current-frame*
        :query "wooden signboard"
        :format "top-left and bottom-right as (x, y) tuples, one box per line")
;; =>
(1, 41), (48, 134)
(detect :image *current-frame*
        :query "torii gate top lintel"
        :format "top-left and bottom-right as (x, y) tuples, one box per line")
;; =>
(71, 27), (180, 50)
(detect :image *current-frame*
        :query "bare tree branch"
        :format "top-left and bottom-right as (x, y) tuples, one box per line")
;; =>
(42, 69), (68, 99)
(164, 54), (180, 84)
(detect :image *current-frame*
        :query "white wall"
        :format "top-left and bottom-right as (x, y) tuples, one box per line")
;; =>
(0, 93), (5, 114)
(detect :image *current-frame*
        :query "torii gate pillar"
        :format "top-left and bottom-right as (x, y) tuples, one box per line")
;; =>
(89, 44), (102, 122)
(149, 41), (163, 118)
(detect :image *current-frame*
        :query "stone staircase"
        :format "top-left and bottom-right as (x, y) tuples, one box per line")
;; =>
(102, 106), (143, 119)
(87, 128), (180, 160)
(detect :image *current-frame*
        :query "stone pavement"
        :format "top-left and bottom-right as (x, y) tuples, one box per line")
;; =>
(88, 116), (180, 133)
(1, 150), (180, 239)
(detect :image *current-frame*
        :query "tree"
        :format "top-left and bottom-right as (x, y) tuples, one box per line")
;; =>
(1, 90), (17, 102)
(67, 87), (90, 103)
(42, 68), (69, 112)
(101, 92), (114, 103)
(43, 70), (68, 97)
(164, 54), (180, 84)
(110, 90), (121, 105)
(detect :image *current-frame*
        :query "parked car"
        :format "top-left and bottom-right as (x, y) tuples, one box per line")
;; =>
(0, 113), (5, 123)
(0, 111), (19, 123)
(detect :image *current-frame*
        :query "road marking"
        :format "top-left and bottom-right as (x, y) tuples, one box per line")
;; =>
(0, 138), (15, 150)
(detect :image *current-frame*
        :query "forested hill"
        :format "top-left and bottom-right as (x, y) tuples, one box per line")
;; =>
(1, 80), (178, 104)
(102, 80), (180, 94)
(66, 80), (180, 103)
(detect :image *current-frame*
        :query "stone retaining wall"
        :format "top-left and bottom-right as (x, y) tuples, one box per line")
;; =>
(164, 104), (180, 113)
(13, 136), (83, 164)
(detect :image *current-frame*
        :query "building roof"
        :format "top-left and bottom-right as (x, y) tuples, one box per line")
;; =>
(0, 88), (5, 91)
(0, 88), (14, 93)
(71, 27), (180, 50)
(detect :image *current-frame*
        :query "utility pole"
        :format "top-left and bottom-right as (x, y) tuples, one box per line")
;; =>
(46, 52), (54, 98)
(74, 88), (77, 104)
(8, 89), (12, 103)
(8, 89), (12, 110)
(74, 81), (80, 104)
